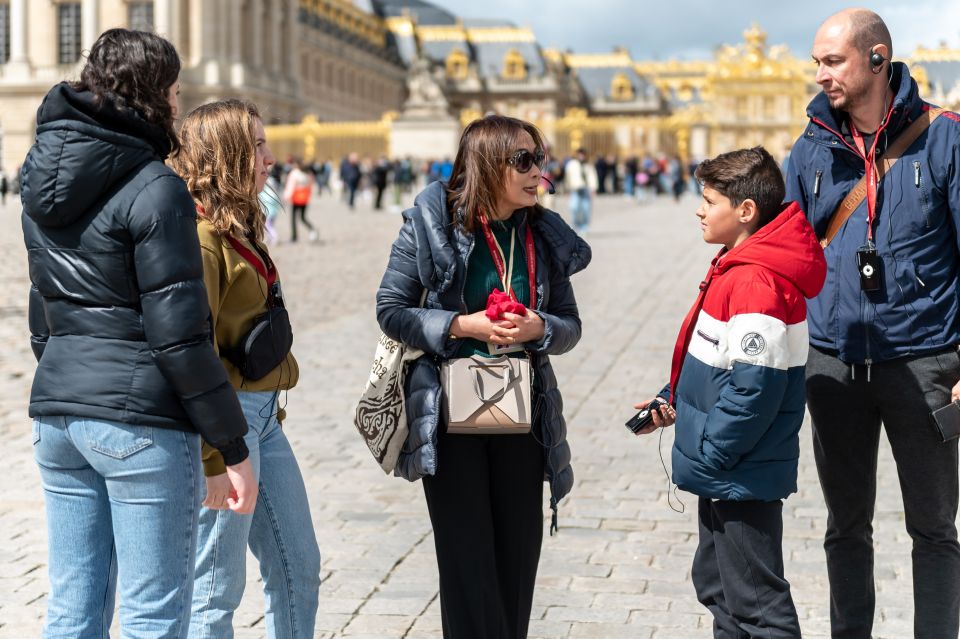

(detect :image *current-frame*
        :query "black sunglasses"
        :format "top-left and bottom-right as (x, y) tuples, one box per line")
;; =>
(506, 149), (546, 173)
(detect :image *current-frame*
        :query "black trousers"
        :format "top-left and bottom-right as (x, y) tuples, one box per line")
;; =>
(692, 498), (800, 638)
(290, 204), (313, 241)
(422, 431), (544, 639)
(806, 345), (960, 639)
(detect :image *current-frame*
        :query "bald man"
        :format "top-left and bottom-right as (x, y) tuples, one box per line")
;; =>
(786, 9), (960, 639)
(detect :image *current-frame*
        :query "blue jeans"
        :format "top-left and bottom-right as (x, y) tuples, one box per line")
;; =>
(569, 188), (592, 232)
(33, 416), (202, 639)
(189, 391), (321, 639)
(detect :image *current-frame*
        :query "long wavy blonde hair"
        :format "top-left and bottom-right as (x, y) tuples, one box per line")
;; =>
(170, 99), (265, 240)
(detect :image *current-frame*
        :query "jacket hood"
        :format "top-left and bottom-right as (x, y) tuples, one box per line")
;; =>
(20, 82), (169, 228)
(406, 180), (591, 291)
(806, 62), (922, 134)
(716, 201), (826, 299)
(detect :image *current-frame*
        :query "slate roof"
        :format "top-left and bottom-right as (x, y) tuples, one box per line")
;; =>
(370, 0), (457, 25)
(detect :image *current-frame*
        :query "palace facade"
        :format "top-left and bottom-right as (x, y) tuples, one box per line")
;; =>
(1, 0), (958, 171)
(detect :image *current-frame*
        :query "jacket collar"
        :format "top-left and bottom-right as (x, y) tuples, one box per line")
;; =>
(404, 181), (592, 292)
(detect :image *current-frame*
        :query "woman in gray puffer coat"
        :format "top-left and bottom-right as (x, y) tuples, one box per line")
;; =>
(376, 115), (590, 639)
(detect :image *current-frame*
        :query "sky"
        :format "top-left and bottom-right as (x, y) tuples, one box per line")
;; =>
(432, 1), (960, 61)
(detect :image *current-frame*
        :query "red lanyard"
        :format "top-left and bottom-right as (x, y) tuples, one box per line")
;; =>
(477, 212), (537, 309)
(850, 101), (894, 242)
(196, 204), (277, 286)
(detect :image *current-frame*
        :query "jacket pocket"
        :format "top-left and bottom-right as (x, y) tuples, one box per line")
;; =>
(83, 421), (154, 459)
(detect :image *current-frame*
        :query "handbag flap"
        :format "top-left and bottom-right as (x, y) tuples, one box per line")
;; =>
(444, 355), (529, 423)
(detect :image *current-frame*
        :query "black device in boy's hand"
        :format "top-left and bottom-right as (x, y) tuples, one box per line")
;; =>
(626, 398), (667, 434)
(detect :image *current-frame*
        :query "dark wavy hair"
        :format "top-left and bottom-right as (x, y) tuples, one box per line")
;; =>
(447, 115), (545, 232)
(75, 28), (181, 153)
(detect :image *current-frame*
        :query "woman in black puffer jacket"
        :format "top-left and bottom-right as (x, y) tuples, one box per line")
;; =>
(376, 115), (590, 639)
(21, 29), (255, 637)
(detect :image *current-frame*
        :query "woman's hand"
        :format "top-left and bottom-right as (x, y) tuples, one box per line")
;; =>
(631, 398), (677, 435)
(449, 310), (545, 346)
(493, 311), (545, 345)
(202, 472), (233, 510)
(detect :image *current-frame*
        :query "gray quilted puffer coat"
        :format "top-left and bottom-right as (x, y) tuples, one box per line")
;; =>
(376, 181), (591, 530)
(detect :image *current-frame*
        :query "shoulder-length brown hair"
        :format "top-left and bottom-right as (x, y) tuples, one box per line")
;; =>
(446, 114), (546, 232)
(169, 99), (265, 240)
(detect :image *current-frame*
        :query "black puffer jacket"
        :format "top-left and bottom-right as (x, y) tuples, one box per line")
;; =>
(20, 83), (248, 464)
(376, 181), (590, 529)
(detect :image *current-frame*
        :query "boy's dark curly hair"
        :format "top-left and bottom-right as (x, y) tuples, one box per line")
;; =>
(75, 28), (181, 153)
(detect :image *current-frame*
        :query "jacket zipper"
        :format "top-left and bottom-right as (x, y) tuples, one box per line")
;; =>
(812, 116), (876, 379)
(811, 169), (822, 222)
(914, 161), (931, 228)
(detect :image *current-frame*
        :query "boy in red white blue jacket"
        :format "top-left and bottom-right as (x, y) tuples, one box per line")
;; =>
(636, 147), (826, 637)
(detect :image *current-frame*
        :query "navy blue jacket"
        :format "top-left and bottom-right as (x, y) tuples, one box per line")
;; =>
(376, 182), (590, 525)
(785, 63), (960, 364)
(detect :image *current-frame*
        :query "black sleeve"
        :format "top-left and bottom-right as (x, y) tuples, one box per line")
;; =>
(28, 282), (48, 361)
(128, 175), (248, 465)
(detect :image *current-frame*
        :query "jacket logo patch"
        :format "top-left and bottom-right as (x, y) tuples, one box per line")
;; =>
(741, 333), (766, 356)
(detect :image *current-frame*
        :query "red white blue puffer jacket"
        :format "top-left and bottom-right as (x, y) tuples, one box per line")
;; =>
(664, 202), (826, 501)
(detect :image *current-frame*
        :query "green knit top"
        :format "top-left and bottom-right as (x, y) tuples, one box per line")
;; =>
(456, 215), (531, 359)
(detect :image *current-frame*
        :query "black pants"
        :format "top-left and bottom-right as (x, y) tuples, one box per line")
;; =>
(374, 185), (386, 210)
(806, 345), (960, 639)
(290, 204), (313, 242)
(422, 431), (544, 639)
(692, 498), (800, 638)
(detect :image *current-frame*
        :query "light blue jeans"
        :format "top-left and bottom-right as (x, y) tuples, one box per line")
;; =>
(569, 187), (592, 232)
(189, 391), (321, 639)
(33, 416), (202, 639)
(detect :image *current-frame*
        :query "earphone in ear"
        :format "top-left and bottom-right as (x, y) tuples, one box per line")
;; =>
(870, 49), (886, 72)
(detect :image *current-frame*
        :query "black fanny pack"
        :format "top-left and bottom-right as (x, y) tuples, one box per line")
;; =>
(222, 235), (294, 381)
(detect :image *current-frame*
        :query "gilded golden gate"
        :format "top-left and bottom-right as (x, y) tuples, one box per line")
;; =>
(265, 112), (394, 162)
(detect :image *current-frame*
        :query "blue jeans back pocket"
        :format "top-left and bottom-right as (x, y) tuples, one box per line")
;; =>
(83, 421), (154, 459)
(32, 420), (41, 445)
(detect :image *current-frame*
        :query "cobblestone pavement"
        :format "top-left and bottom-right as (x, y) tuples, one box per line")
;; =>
(0, 187), (921, 638)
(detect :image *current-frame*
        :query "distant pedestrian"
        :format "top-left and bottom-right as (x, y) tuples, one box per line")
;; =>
(260, 174), (282, 245)
(0, 173), (8, 205)
(284, 159), (317, 242)
(372, 156), (390, 210)
(564, 148), (598, 234)
(340, 152), (361, 209)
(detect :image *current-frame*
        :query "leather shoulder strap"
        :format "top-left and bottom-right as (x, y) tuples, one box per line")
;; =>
(819, 107), (943, 249)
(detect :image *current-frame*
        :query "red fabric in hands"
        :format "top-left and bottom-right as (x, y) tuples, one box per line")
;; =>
(485, 289), (527, 321)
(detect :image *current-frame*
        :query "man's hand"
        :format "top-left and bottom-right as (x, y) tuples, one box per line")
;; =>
(951, 378), (960, 403)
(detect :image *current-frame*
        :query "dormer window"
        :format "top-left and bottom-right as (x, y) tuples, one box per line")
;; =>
(446, 48), (468, 80)
(502, 48), (527, 80)
(611, 72), (634, 100)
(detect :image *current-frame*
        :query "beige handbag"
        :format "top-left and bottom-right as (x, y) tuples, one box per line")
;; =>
(441, 354), (532, 434)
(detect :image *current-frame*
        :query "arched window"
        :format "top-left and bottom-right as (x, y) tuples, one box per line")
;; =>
(501, 48), (526, 80)
(445, 48), (468, 80)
